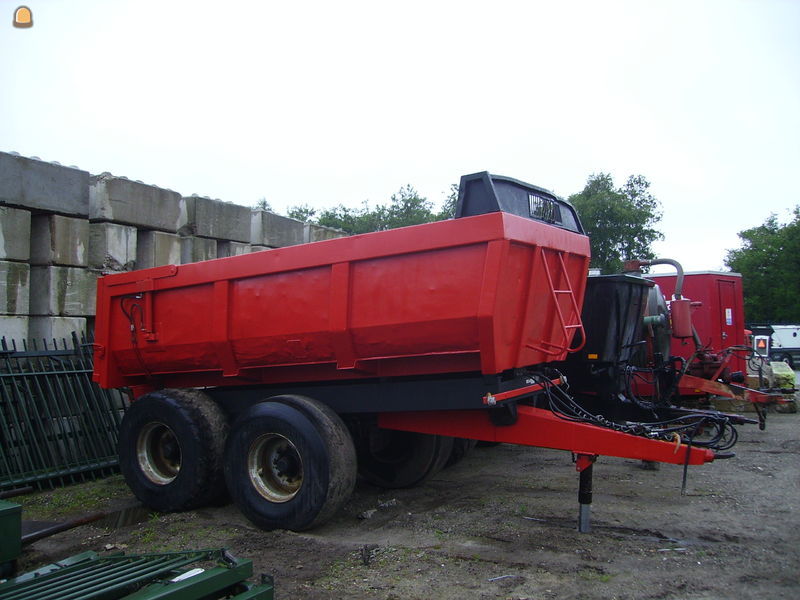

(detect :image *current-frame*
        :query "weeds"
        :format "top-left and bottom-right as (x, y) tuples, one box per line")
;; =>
(13, 475), (132, 519)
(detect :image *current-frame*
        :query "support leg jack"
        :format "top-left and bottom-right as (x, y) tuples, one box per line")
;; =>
(575, 454), (597, 533)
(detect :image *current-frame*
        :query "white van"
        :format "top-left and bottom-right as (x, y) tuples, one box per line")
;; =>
(769, 325), (800, 369)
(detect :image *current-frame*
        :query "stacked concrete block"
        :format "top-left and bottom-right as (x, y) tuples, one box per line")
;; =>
(28, 316), (87, 343)
(251, 210), (306, 248)
(29, 214), (89, 267)
(90, 174), (186, 232)
(0, 206), (31, 261)
(185, 196), (251, 242)
(0, 208), (33, 339)
(0, 153), (93, 342)
(0, 152), (90, 217)
(182, 196), (251, 263)
(29, 267), (98, 316)
(181, 236), (217, 264)
(136, 230), (181, 269)
(217, 240), (251, 258)
(0, 315), (28, 342)
(24, 200), (97, 340)
(0, 247), (29, 347)
(89, 222), (137, 271)
(308, 223), (345, 243)
(0, 261), (29, 315)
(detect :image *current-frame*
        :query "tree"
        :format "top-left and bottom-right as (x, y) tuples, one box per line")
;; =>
(286, 204), (317, 222)
(568, 173), (663, 274)
(284, 182), (456, 233)
(438, 183), (459, 220)
(297, 185), (442, 235)
(725, 207), (800, 323)
(383, 184), (437, 230)
(315, 201), (385, 234)
(253, 197), (272, 211)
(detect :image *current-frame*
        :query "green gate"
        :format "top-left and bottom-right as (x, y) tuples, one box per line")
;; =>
(0, 334), (127, 491)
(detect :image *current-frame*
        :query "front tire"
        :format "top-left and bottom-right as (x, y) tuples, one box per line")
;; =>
(118, 389), (228, 512)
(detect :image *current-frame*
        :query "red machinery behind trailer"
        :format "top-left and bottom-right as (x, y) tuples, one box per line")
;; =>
(93, 172), (754, 534)
(648, 271), (747, 370)
(646, 271), (766, 403)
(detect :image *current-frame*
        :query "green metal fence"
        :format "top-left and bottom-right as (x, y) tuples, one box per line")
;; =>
(0, 334), (127, 492)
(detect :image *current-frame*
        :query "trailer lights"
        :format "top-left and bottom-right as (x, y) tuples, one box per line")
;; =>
(529, 193), (560, 223)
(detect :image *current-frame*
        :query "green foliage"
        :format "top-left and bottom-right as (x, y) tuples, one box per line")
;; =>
(286, 203), (317, 222)
(384, 184), (438, 229)
(568, 173), (663, 274)
(437, 183), (459, 220)
(315, 200), (387, 234)
(725, 207), (800, 323)
(253, 197), (272, 211)
(292, 184), (453, 235)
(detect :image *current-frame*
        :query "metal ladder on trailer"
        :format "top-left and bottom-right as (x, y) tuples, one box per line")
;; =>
(528, 247), (586, 356)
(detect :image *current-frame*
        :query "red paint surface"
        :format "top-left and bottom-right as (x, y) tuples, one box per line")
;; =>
(649, 272), (747, 369)
(93, 213), (590, 391)
(379, 405), (715, 465)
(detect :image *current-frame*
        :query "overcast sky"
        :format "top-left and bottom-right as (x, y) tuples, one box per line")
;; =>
(1, 0), (798, 272)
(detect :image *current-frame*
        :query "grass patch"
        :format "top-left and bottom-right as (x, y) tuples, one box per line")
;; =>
(14, 475), (133, 520)
(578, 568), (614, 583)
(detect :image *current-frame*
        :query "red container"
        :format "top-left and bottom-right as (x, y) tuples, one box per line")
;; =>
(669, 298), (693, 338)
(647, 271), (746, 369)
(93, 212), (590, 390)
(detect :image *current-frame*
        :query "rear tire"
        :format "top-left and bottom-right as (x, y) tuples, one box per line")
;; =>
(356, 430), (454, 488)
(118, 389), (228, 512)
(224, 400), (354, 531)
(268, 395), (357, 527)
(445, 438), (478, 468)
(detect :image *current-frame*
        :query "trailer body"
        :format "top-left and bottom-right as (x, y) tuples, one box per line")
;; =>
(94, 213), (590, 392)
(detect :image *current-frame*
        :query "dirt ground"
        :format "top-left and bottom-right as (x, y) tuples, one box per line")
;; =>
(14, 408), (800, 600)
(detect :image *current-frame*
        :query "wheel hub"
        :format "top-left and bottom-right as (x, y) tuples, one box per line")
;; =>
(248, 433), (303, 503)
(137, 422), (181, 485)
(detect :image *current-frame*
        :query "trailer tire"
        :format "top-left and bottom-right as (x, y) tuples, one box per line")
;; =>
(118, 389), (228, 512)
(268, 395), (357, 526)
(357, 431), (454, 488)
(445, 438), (478, 468)
(224, 401), (351, 531)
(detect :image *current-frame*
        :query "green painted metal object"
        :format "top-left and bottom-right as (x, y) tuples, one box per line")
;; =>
(0, 548), (273, 600)
(0, 500), (21, 575)
(0, 334), (128, 491)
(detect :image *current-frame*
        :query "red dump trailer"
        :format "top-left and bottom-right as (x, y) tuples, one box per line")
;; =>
(93, 172), (738, 532)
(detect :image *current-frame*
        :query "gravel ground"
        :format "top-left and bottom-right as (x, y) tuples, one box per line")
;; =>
(14, 408), (800, 600)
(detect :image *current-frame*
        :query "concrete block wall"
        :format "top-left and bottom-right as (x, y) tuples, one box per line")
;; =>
(0, 151), (346, 343)
(89, 222), (137, 271)
(251, 211), (306, 248)
(0, 206), (31, 261)
(30, 214), (89, 266)
(0, 261), (29, 315)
